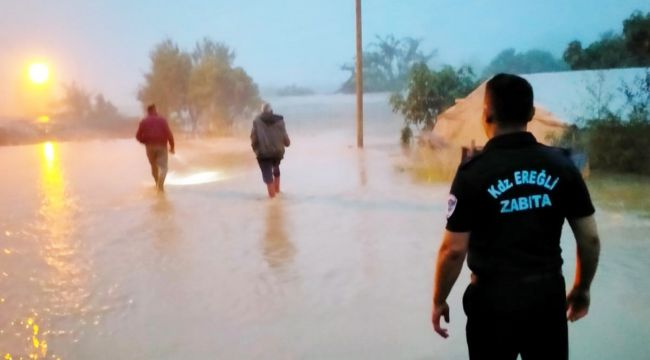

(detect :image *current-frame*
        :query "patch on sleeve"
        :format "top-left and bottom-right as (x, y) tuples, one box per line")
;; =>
(447, 194), (458, 219)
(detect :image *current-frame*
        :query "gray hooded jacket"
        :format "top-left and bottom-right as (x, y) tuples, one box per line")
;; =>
(250, 112), (290, 159)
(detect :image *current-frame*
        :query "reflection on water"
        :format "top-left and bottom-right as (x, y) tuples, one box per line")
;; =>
(150, 195), (179, 252)
(38, 141), (84, 359)
(165, 171), (226, 186)
(1, 317), (50, 360)
(40, 142), (88, 315)
(262, 201), (295, 277)
(357, 150), (368, 187)
(3, 142), (86, 359)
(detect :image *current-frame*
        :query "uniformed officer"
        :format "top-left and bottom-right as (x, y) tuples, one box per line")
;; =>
(431, 73), (601, 359)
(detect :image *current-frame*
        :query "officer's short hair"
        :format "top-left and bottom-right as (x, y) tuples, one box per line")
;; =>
(261, 103), (272, 114)
(485, 74), (534, 126)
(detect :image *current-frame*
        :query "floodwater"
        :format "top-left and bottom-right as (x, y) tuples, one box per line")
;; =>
(1, 94), (650, 359)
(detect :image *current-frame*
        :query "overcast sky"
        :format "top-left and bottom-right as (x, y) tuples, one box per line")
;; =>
(1, 0), (649, 113)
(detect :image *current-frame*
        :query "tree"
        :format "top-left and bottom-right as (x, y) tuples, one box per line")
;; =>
(563, 11), (650, 70)
(56, 82), (124, 123)
(187, 39), (260, 133)
(58, 82), (92, 121)
(92, 94), (121, 122)
(559, 69), (650, 174)
(137, 39), (192, 125)
(623, 11), (650, 64)
(192, 38), (235, 65)
(390, 63), (477, 136)
(563, 32), (630, 70)
(138, 38), (260, 134)
(226, 67), (260, 124)
(483, 48), (567, 77)
(340, 35), (435, 93)
(563, 41), (585, 69)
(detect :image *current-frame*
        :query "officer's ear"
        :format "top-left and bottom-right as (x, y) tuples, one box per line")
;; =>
(526, 107), (535, 123)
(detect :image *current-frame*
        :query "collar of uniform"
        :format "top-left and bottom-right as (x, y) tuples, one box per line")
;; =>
(483, 131), (538, 151)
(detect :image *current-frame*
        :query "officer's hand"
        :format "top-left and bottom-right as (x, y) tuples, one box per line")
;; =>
(567, 287), (590, 322)
(432, 302), (450, 338)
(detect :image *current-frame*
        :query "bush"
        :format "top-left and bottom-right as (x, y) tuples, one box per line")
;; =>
(390, 63), (477, 130)
(558, 68), (650, 175)
(400, 125), (413, 145)
(586, 115), (650, 174)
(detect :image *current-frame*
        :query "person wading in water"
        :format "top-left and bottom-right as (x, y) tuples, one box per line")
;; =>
(250, 103), (290, 198)
(136, 104), (175, 192)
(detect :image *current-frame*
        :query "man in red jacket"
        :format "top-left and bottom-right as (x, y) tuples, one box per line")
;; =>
(136, 104), (175, 191)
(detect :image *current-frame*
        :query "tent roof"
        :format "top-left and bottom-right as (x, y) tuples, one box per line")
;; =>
(433, 81), (567, 147)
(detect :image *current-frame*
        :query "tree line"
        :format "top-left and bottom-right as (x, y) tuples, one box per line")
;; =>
(339, 10), (649, 146)
(48, 37), (262, 137)
(341, 10), (650, 96)
(52, 9), (648, 142)
(563, 11), (650, 70)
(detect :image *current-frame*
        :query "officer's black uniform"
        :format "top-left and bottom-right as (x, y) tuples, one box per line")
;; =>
(446, 131), (595, 360)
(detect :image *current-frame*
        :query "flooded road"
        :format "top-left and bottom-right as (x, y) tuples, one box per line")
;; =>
(1, 95), (650, 359)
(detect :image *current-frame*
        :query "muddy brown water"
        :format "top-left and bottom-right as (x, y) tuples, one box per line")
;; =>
(1, 95), (649, 359)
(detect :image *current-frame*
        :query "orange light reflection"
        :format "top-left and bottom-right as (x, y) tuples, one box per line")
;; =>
(43, 142), (55, 165)
(35, 141), (80, 360)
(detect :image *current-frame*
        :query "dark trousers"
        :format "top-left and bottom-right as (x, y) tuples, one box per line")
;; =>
(257, 158), (281, 184)
(463, 275), (568, 360)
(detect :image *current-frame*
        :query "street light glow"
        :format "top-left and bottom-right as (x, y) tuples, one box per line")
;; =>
(28, 63), (50, 85)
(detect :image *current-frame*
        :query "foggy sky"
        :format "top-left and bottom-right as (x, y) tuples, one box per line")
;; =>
(1, 0), (649, 115)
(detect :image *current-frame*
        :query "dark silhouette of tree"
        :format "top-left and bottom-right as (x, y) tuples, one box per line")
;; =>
(340, 35), (435, 93)
(483, 48), (567, 77)
(623, 11), (650, 64)
(563, 11), (650, 70)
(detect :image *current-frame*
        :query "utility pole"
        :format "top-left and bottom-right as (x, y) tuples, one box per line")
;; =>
(355, 0), (364, 148)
